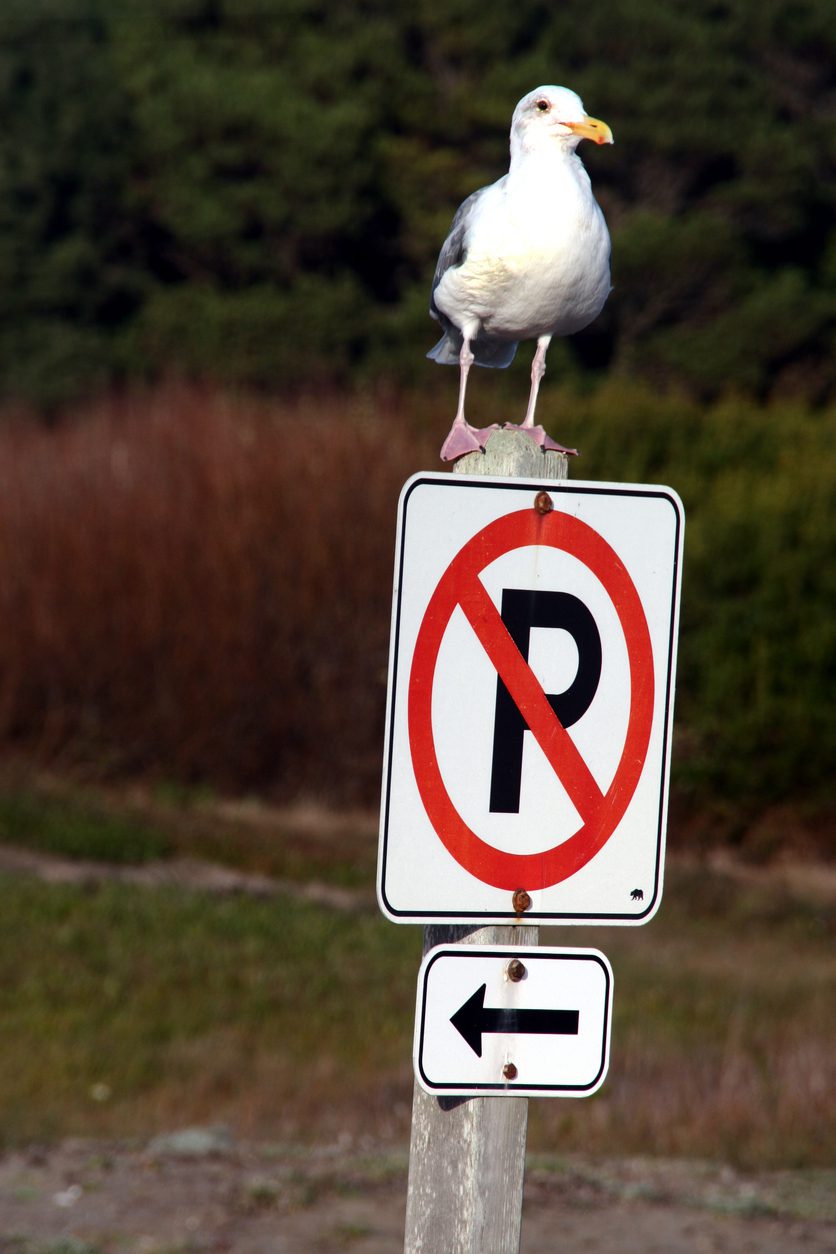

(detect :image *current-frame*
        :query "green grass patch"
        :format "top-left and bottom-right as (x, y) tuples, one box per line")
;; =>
(3, 1243), (105, 1254)
(166, 808), (378, 889)
(0, 858), (833, 1168)
(0, 873), (420, 1146)
(0, 779), (377, 887)
(0, 790), (171, 864)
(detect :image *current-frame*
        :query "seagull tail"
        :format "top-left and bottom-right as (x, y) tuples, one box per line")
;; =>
(427, 331), (518, 369)
(426, 332), (461, 366)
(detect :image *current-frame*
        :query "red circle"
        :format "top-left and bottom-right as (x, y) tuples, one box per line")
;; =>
(407, 507), (655, 890)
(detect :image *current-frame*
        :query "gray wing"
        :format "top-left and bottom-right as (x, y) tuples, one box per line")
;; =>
(429, 187), (488, 322)
(427, 180), (518, 370)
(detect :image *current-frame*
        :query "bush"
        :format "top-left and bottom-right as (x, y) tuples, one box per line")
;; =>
(559, 383), (836, 815)
(0, 383), (831, 848)
(0, 385), (433, 799)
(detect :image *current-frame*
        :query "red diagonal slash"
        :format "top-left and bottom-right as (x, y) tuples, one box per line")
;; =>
(457, 572), (605, 824)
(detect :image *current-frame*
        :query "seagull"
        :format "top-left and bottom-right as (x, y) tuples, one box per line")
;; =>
(428, 85), (613, 461)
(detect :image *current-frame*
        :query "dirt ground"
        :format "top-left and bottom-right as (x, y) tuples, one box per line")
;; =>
(1, 1133), (833, 1253)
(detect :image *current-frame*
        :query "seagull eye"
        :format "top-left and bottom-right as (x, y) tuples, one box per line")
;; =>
(535, 99), (550, 112)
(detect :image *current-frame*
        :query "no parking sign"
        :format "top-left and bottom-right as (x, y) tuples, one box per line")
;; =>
(377, 474), (683, 925)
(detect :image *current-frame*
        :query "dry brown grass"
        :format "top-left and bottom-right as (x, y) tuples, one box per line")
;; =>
(0, 384), (435, 800)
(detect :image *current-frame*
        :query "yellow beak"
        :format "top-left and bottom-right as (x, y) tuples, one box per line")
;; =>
(566, 115), (614, 146)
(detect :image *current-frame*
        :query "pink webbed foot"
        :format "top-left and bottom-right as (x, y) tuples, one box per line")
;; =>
(440, 421), (499, 462)
(473, 422), (500, 445)
(503, 422), (578, 456)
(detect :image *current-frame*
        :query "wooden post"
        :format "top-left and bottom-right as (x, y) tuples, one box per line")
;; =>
(403, 429), (569, 1254)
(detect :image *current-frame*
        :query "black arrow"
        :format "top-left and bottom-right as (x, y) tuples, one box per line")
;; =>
(450, 984), (580, 1058)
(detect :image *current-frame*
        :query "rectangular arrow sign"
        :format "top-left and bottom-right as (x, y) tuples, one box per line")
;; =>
(414, 944), (613, 1098)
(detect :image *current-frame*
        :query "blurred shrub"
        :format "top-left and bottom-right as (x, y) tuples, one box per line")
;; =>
(0, 383), (831, 842)
(0, 385), (434, 800)
(559, 383), (836, 817)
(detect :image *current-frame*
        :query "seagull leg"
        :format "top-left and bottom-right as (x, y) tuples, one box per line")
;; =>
(440, 336), (485, 461)
(511, 334), (577, 455)
(520, 335), (550, 430)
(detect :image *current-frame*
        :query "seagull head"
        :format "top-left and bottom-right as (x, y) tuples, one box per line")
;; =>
(510, 86), (613, 159)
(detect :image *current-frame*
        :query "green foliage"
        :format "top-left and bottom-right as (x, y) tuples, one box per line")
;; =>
(0, 4), (141, 404)
(679, 411), (835, 801)
(559, 383), (836, 807)
(0, 0), (834, 403)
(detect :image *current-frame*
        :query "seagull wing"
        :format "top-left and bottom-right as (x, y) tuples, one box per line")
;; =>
(427, 184), (518, 370)
(429, 188), (485, 323)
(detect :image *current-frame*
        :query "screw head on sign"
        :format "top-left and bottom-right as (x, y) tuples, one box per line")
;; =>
(506, 958), (526, 983)
(502, 1062), (518, 1081)
(512, 888), (532, 915)
(534, 490), (553, 515)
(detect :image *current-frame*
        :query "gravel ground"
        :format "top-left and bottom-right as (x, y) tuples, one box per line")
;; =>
(1, 1132), (834, 1253)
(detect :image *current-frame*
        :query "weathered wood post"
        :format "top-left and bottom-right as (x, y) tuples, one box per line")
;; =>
(403, 429), (569, 1254)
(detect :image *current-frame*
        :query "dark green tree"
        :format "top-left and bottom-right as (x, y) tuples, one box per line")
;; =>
(0, 0), (833, 403)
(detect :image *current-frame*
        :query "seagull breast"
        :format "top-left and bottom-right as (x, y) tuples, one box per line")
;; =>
(433, 153), (611, 344)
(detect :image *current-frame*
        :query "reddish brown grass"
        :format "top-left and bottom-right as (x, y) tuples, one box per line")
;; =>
(0, 385), (435, 800)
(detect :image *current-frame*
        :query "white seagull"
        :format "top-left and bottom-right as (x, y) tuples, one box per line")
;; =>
(428, 85), (614, 461)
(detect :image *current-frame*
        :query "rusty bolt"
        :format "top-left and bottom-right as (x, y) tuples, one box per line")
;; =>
(502, 1062), (518, 1081)
(512, 888), (532, 915)
(534, 490), (553, 515)
(506, 958), (526, 982)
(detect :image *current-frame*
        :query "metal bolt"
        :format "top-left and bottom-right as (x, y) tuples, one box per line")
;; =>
(512, 888), (532, 915)
(534, 490), (553, 515)
(506, 958), (526, 983)
(502, 1062), (518, 1081)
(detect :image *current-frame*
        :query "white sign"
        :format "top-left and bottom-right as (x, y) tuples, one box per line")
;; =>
(414, 945), (613, 1098)
(378, 475), (684, 925)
